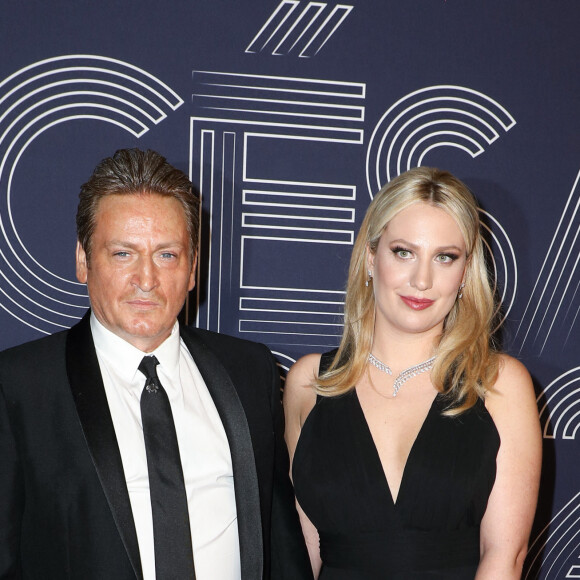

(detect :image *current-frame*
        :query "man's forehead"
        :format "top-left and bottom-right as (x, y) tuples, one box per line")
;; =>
(89, 193), (194, 258)
(94, 192), (186, 220)
(95, 191), (171, 208)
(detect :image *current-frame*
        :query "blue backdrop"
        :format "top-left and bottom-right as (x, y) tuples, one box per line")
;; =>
(1, 1), (579, 576)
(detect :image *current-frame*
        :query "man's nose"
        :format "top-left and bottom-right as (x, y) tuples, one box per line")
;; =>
(132, 256), (159, 292)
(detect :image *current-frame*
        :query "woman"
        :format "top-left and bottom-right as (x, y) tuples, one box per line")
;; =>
(284, 167), (542, 579)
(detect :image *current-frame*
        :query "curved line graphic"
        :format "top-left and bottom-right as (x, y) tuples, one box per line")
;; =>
(404, 131), (483, 174)
(0, 285), (72, 328)
(550, 388), (580, 440)
(481, 233), (509, 326)
(415, 142), (481, 166)
(0, 301), (51, 334)
(525, 492), (580, 579)
(570, 410), (580, 440)
(479, 223), (515, 329)
(480, 210), (518, 325)
(544, 522), (580, 579)
(366, 86), (516, 196)
(272, 350), (297, 374)
(538, 380), (577, 426)
(3, 112), (148, 287)
(0, 55), (183, 108)
(0, 54), (183, 333)
(390, 112), (496, 179)
(537, 369), (580, 440)
(0, 81), (166, 127)
(0, 253), (86, 307)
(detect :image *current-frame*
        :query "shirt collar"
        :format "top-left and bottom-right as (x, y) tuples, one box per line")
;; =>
(90, 313), (181, 384)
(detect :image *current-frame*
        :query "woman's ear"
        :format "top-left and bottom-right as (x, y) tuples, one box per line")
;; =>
(461, 253), (472, 286)
(366, 243), (374, 272)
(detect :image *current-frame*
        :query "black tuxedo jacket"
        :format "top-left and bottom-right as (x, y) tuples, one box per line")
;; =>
(0, 313), (312, 580)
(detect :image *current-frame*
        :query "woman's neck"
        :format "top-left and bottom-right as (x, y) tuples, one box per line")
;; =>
(369, 326), (440, 373)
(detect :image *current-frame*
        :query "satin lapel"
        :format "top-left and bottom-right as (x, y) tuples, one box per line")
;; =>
(66, 313), (143, 580)
(180, 328), (264, 580)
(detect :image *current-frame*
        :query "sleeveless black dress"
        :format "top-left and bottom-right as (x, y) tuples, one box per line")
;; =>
(292, 352), (500, 579)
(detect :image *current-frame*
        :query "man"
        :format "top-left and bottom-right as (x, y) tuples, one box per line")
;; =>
(0, 149), (312, 580)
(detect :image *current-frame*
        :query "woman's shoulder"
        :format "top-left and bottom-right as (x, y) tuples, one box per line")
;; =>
(493, 353), (533, 393)
(288, 352), (323, 381)
(485, 353), (537, 423)
(284, 353), (322, 426)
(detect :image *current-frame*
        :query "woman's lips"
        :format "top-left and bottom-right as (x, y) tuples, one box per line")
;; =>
(400, 295), (434, 310)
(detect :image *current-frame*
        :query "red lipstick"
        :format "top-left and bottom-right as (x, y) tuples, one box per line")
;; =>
(400, 296), (434, 310)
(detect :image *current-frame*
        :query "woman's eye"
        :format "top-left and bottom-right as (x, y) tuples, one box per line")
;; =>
(393, 248), (412, 259)
(436, 254), (457, 263)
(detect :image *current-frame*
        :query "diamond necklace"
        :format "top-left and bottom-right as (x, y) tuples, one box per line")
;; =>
(368, 353), (436, 397)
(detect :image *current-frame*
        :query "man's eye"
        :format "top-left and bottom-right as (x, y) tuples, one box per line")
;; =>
(113, 251), (130, 257)
(160, 252), (177, 259)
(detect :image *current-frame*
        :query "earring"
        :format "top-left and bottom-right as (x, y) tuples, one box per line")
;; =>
(365, 269), (373, 287)
(458, 282), (465, 299)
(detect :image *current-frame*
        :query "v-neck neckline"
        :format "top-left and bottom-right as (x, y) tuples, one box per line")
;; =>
(353, 389), (440, 507)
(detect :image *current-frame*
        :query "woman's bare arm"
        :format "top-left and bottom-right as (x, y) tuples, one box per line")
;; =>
(283, 353), (323, 578)
(476, 354), (542, 579)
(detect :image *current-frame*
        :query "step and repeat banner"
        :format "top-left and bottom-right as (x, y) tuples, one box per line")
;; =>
(0, 1), (578, 576)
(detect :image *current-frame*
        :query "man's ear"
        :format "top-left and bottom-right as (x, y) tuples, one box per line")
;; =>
(187, 252), (197, 291)
(76, 241), (88, 284)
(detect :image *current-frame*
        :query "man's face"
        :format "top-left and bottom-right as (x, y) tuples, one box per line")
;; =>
(76, 193), (196, 352)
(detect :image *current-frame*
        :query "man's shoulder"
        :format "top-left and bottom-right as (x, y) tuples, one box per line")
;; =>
(0, 327), (70, 364)
(181, 327), (279, 402)
(181, 326), (276, 380)
(182, 326), (270, 357)
(0, 329), (71, 391)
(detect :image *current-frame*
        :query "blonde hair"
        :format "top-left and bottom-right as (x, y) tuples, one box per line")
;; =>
(316, 167), (500, 414)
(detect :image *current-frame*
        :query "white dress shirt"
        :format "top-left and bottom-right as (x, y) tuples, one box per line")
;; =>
(91, 314), (241, 580)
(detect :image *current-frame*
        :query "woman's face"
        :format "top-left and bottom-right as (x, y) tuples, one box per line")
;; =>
(367, 202), (468, 340)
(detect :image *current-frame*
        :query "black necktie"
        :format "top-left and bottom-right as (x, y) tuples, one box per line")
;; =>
(139, 355), (196, 579)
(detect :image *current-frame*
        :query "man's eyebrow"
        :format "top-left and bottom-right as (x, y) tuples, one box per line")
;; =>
(105, 240), (187, 249)
(105, 240), (138, 248)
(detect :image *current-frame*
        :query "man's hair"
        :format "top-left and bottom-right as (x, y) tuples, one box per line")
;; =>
(76, 148), (200, 260)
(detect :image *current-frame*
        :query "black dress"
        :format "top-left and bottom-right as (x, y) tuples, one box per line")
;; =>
(292, 352), (500, 579)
